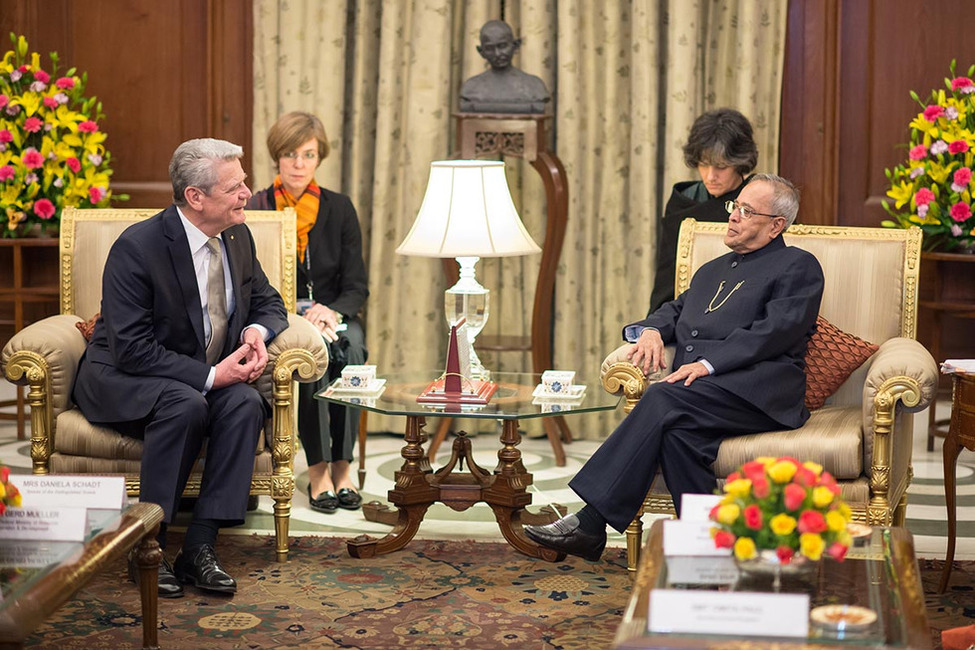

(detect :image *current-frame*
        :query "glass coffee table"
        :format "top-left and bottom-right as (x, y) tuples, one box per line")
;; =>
(317, 371), (620, 561)
(613, 519), (931, 649)
(0, 501), (164, 649)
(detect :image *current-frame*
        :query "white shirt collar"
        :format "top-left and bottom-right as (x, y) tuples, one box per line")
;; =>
(176, 206), (218, 252)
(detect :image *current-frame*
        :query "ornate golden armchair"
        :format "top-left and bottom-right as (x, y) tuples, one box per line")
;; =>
(0, 207), (328, 561)
(601, 221), (938, 571)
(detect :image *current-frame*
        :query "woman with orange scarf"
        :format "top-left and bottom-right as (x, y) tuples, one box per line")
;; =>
(247, 112), (368, 513)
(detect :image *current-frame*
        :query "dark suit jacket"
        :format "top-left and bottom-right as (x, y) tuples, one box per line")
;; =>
(74, 205), (289, 423)
(248, 187), (368, 319)
(628, 236), (824, 429)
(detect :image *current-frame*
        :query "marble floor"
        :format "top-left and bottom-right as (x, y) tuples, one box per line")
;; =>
(0, 383), (970, 561)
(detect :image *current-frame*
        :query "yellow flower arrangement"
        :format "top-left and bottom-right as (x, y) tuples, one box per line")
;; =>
(882, 60), (975, 251)
(0, 34), (119, 237)
(709, 456), (853, 564)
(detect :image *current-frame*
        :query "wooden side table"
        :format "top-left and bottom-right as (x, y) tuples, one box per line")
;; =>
(919, 252), (975, 451)
(940, 371), (975, 593)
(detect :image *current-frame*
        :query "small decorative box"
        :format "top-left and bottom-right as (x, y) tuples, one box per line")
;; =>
(341, 365), (376, 389)
(541, 370), (576, 395)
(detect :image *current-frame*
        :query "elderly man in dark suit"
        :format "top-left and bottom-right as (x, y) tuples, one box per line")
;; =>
(525, 173), (824, 561)
(73, 138), (289, 597)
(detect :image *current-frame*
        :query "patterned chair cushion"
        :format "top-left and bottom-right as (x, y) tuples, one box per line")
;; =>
(805, 316), (879, 410)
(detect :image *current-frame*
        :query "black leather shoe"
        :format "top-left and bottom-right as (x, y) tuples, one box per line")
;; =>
(337, 488), (362, 510)
(173, 544), (237, 594)
(128, 551), (183, 598)
(524, 514), (607, 562)
(307, 484), (338, 513)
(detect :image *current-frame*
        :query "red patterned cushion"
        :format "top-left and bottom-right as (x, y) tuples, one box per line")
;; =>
(804, 316), (879, 410)
(74, 312), (99, 342)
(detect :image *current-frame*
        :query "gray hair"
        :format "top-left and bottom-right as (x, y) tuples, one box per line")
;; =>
(169, 138), (244, 205)
(749, 173), (800, 228)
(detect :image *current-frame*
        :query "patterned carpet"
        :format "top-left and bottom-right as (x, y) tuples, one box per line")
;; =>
(24, 534), (632, 649)
(923, 559), (975, 649)
(17, 534), (975, 649)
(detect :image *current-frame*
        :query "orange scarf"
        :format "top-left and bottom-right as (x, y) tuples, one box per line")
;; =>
(273, 175), (320, 263)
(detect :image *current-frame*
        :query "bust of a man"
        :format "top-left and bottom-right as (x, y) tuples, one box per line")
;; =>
(459, 20), (550, 114)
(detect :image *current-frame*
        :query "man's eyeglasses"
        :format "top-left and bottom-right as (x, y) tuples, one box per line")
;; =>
(281, 151), (319, 161)
(725, 200), (779, 220)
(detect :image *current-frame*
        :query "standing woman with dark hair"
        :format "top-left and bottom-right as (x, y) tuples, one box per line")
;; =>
(247, 111), (368, 513)
(648, 108), (759, 313)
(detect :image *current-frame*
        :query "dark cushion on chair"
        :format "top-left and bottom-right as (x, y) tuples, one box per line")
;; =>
(804, 316), (878, 410)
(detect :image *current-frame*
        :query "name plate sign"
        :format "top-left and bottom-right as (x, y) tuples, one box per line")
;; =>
(663, 519), (728, 557)
(666, 555), (739, 585)
(0, 507), (87, 541)
(680, 493), (722, 521)
(17, 475), (126, 510)
(649, 589), (809, 638)
(0, 539), (78, 568)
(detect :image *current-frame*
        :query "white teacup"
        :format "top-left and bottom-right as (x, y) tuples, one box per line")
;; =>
(541, 370), (575, 395)
(341, 365), (376, 389)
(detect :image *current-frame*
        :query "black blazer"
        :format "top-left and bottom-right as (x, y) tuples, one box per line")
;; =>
(629, 236), (824, 429)
(248, 187), (368, 319)
(74, 205), (289, 423)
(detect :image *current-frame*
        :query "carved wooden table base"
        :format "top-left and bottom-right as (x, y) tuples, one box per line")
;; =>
(349, 416), (567, 561)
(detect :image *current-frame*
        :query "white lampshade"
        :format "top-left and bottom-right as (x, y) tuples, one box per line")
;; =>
(396, 160), (541, 258)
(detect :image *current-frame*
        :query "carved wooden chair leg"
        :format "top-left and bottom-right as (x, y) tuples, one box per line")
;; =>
(358, 410), (368, 490)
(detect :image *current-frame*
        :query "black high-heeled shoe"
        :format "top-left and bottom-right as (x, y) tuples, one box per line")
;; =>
(307, 483), (338, 513)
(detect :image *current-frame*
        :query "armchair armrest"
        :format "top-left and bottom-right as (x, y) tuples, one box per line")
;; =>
(257, 313), (329, 400)
(861, 336), (938, 525)
(259, 314), (329, 501)
(2, 314), (87, 415)
(862, 337), (939, 419)
(1, 314), (86, 474)
(600, 343), (673, 414)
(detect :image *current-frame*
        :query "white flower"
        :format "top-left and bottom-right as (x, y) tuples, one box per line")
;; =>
(918, 204), (929, 218)
(910, 167), (925, 179)
(931, 140), (949, 155)
(87, 153), (102, 165)
(952, 224), (964, 236)
(54, 92), (68, 105)
(9, 70), (21, 82)
(946, 106), (959, 120)
(28, 81), (46, 92)
(24, 173), (38, 185)
(53, 177), (63, 188)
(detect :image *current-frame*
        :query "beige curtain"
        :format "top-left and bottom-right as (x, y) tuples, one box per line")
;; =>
(253, 0), (787, 440)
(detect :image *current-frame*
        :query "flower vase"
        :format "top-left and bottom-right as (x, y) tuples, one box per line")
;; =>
(734, 550), (818, 593)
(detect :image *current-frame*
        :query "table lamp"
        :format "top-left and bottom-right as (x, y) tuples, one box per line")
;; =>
(397, 160), (541, 383)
